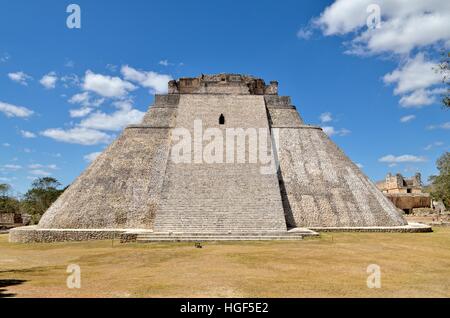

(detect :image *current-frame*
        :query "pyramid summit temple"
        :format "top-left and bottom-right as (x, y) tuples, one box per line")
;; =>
(10, 74), (430, 243)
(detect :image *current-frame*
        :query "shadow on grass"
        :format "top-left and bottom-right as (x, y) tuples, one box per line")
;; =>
(0, 279), (27, 298)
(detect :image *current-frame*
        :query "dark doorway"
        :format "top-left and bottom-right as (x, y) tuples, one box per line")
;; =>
(219, 114), (225, 125)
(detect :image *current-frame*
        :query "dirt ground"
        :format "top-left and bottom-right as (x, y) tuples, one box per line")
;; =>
(1, 228), (450, 298)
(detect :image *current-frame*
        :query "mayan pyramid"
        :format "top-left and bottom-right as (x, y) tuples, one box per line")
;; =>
(12, 74), (414, 242)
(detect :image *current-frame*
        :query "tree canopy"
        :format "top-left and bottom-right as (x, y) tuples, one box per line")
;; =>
(435, 51), (449, 109)
(21, 177), (65, 224)
(0, 183), (11, 197)
(0, 183), (20, 216)
(428, 152), (450, 208)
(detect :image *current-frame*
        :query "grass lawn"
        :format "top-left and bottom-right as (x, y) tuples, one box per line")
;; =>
(1, 228), (450, 298)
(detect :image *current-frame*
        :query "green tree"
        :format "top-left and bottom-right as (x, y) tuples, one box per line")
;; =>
(21, 177), (64, 224)
(434, 51), (449, 108)
(0, 183), (20, 215)
(0, 183), (10, 197)
(428, 152), (450, 209)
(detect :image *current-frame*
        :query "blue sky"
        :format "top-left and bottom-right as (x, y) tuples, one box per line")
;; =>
(0, 0), (449, 195)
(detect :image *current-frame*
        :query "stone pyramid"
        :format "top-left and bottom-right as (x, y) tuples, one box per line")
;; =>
(12, 74), (414, 242)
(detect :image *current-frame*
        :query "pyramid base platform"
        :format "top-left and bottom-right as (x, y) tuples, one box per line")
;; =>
(120, 228), (319, 243)
(8, 223), (431, 243)
(310, 222), (432, 233)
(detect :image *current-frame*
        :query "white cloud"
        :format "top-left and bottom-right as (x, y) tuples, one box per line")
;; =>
(28, 164), (58, 170)
(383, 53), (442, 94)
(427, 122), (450, 130)
(313, 0), (450, 55)
(297, 27), (313, 40)
(84, 152), (101, 163)
(322, 126), (351, 137)
(83, 70), (136, 98)
(382, 53), (446, 107)
(70, 107), (93, 118)
(69, 92), (90, 104)
(0, 101), (34, 118)
(349, 12), (450, 56)
(8, 71), (32, 86)
(399, 115), (416, 123)
(424, 141), (444, 150)
(2, 143), (10, 147)
(399, 89), (435, 107)
(40, 72), (58, 89)
(106, 64), (118, 72)
(121, 65), (172, 94)
(322, 126), (335, 136)
(2, 164), (22, 171)
(27, 164), (42, 169)
(308, 1), (450, 107)
(159, 60), (170, 66)
(42, 97), (144, 145)
(79, 100), (145, 132)
(20, 130), (36, 138)
(61, 74), (80, 88)
(0, 52), (10, 63)
(319, 112), (333, 123)
(379, 154), (427, 163)
(356, 163), (364, 169)
(41, 127), (112, 145)
(65, 60), (75, 68)
(338, 128), (351, 136)
(69, 92), (104, 108)
(29, 169), (51, 176)
(68, 92), (104, 118)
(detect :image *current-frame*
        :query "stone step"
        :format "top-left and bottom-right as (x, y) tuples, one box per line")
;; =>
(120, 228), (319, 243)
(136, 236), (305, 242)
(153, 226), (285, 229)
(129, 228), (319, 242)
(153, 229), (287, 233)
(138, 232), (305, 237)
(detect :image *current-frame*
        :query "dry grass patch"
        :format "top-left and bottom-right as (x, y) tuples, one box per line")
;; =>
(1, 228), (450, 297)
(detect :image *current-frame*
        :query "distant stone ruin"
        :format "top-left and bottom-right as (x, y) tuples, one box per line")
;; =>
(376, 173), (432, 214)
(10, 74), (430, 243)
(0, 212), (26, 230)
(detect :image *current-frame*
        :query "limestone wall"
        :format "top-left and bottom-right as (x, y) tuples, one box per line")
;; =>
(38, 101), (177, 229)
(386, 194), (431, 210)
(275, 127), (407, 228)
(265, 96), (304, 128)
(33, 73), (410, 235)
(268, 109), (304, 127)
(154, 94), (287, 232)
(9, 226), (126, 243)
(0, 212), (15, 224)
(170, 74), (278, 95)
